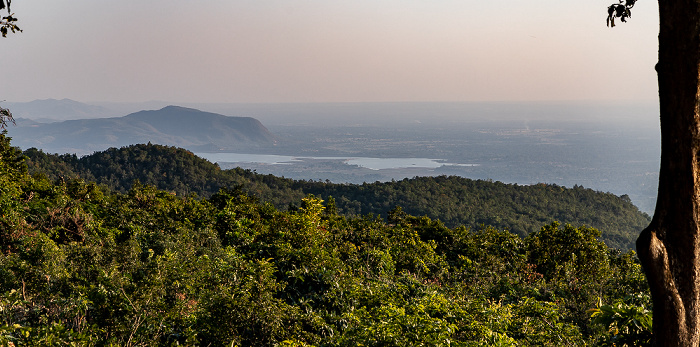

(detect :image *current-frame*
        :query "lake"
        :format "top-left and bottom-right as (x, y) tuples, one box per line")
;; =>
(195, 152), (480, 171)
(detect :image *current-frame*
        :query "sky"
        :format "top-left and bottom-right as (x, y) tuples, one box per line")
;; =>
(1, 1), (660, 104)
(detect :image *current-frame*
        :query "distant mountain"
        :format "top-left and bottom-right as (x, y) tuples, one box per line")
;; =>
(4, 98), (116, 121)
(6, 105), (277, 154)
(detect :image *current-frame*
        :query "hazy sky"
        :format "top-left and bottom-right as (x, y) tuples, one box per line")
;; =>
(2, 1), (659, 103)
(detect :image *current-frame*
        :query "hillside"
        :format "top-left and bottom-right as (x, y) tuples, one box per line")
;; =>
(7, 105), (277, 154)
(24, 143), (651, 250)
(0, 131), (650, 345)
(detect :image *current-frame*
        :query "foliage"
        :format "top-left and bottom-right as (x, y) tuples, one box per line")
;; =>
(24, 144), (650, 250)
(303, 177), (648, 250)
(607, 0), (637, 27)
(0, 134), (652, 345)
(0, 107), (15, 130)
(526, 223), (612, 329)
(0, 0), (20, 37)
(589, 294), (652, 346)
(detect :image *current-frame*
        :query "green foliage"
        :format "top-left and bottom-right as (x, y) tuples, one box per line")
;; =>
(589, 294), (652, 346)
(525, 227), (592, 334)
(337, 293), (459, 346)
(526, 223), (610, 291)
(0, 135), (653, 345)
(306, 177), (647, 250)
(24, 145), (650, 250)
(0, 132), (29, 254)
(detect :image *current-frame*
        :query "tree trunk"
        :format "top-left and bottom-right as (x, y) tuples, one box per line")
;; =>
(636, 0), (700, 345)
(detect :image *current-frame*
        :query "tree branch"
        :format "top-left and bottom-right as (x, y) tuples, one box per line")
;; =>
(607, 0), (638, 27)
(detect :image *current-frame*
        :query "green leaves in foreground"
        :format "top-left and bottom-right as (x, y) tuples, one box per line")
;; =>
(0, 133), (652, 345)
(589, 294), (652, 347)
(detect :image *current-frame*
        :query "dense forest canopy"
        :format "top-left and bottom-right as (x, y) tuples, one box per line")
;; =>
(23, 143), (650, 250)
(0, 133), (652, 345)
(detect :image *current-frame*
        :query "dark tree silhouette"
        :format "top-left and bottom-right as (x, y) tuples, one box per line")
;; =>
(0, 0), (20, 37)
(607, 0), (638, 27)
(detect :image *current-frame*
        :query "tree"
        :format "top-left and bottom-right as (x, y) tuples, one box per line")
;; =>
(611, 0), (700, 345)
(0, 0), (18, 136)
(0, 0), (19, 37)
(607, 0), (638, 27)
(0, 107), (14, 130)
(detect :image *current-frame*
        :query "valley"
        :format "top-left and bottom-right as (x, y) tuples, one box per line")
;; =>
(6, 100), (661, 213)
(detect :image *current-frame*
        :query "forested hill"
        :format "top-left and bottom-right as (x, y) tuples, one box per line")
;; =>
(0, 132), (650, 345)
(23, 143), (650, 250)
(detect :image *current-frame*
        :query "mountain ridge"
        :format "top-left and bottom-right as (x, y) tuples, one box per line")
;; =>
(7, 105), (277, 155)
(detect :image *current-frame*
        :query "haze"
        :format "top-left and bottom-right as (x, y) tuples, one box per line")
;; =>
(2, 1), (659, 104)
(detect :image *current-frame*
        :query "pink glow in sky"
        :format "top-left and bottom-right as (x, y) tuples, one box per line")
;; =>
(1, 1), (659, 103)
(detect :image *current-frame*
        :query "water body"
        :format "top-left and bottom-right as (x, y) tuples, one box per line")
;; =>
(197, 153), (300, 165)
(193, 102), (661, 215)
(196, 153), (480, 171)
